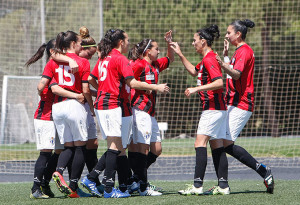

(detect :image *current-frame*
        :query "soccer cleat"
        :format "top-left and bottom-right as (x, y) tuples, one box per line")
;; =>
(139, 187), (162, 196)
(127, 181), (140, 194)
(52, 171), (72, 196)
(76, 187), (92, 197)
(67, 190), (80, 198)
(204, 186), (230, 195)
(81, 176), (102, 197)
(97, 184), (105, 194)
(40, 183), (55, 198)
(264, 167), (274, 194)
(148, 182), (163, 192)
(103, 188), (131, 198)
(178, 184), (203, 195)
(30, 189), (49, 199)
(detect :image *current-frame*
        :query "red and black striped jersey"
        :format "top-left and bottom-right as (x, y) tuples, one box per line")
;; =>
(34, 85), (54, 121)
(120, 77), (132, 117)
(195, 51), (226, 111)
(90, 49), (134, 110)
(119, 59), (138, 117)
(131, 57), (169, 117)
(226, 44), (255, 112)
(42, 53), (90, 104)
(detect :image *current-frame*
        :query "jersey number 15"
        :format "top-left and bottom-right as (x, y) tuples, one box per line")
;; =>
(55, 65), (75, 86)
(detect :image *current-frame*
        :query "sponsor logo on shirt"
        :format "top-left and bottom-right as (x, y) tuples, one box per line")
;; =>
(146, 74), (155, 81)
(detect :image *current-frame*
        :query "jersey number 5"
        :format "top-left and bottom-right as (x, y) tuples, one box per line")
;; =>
(55, 65), (75, 86)
(99, 60), (109, 81)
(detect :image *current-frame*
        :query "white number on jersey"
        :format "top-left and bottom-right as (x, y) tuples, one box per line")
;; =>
(99, 60), (109, 81)
(55, 65), (75, 86)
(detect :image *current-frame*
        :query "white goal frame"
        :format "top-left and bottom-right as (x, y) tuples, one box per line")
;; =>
(0, 75), (41, 144)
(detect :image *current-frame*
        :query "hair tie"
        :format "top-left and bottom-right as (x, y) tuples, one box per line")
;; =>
(81, 44), (97, 48)
(142, 40), (152, 54)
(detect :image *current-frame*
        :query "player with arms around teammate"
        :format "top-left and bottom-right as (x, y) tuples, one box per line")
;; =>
(81, 29), (169, 198)
(171, 25), (230, 195)
(26, 39), (84, 199)
(39, 31), (93, 198)
(216, 19), (274, 194)
(129, 31), (174, 196)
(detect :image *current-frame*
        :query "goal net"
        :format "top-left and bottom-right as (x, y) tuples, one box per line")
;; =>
(0, 0), (299, 178)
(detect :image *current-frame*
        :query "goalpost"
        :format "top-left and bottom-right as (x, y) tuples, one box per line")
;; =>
(0, 75), (41, 145)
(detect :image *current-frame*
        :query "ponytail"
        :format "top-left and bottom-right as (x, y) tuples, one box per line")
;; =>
(230, 19), (255, 40)
(54, 31), (78, 54)
(128, 39), (154, 61)
(99, 29), (125, 60)
(197, 24), (220, 47)
(25, 39), (55, 67)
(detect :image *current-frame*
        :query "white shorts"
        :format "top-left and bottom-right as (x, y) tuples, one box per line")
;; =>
(95, 107), (122, 139)
(133, 108), (161, 145)
(84, 103), (97, 140)
(121, 116), (133, 148)
(196, 110), (227, 140)
(34, 119), (64, 150)
(226, 105), (252, 141)
(52, 99), (88, 144)
(129, 120), (138, 145)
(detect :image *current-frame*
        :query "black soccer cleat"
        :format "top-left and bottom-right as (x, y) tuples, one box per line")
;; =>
(264, 167), (274, 194)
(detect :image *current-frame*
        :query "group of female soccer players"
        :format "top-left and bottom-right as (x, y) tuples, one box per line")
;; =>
(26, 18), (274, 199)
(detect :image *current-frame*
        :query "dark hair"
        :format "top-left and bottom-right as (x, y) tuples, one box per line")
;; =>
(79, 26), (96, 49)
(99, 29), (126, 60)
(230, 19), (255, 40)
(55, 31), (79, 54)
(196, 25), (220, 47)
(25, 39), (55, 67)
(128, 38), (154, 61)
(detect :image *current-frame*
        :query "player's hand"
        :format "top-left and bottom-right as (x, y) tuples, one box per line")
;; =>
(156, 83), (170, 94)
(164, 30), (173, 43)
(145, 90), (152, 95)
(169, 42), (182, 55)
(216, 53), (224, 67)
(223, 39), (229, 57)
(76, 93), (85, 104)
(69, 59), (79, 74)
(184, 87), (197, 98)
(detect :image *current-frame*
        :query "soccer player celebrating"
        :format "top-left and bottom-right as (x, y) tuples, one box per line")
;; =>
(171, 25), (230, 195)
(39, 31), (94, 198)
(26, 39), (84, 199)
(81, 29), (170, 198)
(77, 26), (103, 190)
(216, 19), (274, 194)
(129, 31), (174, 196)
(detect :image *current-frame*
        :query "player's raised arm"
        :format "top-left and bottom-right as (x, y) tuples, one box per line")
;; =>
(170, 42), (197, 77)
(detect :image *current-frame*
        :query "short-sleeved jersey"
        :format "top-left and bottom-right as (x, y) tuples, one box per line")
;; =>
(34, 85), (54, 121)
(42, 53), (90, 104)
(131, 57), (169, 117)
(195, 51), (226, 111)
(226, 44), (255, 112)
(90, 49), (134, 110)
